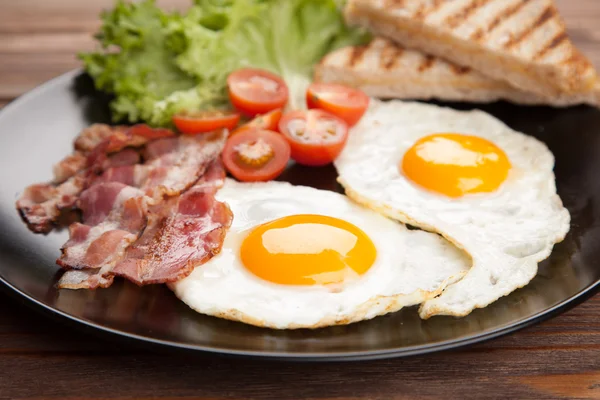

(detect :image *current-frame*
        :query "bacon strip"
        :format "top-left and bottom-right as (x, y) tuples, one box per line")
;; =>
(73, 123), (173, 154)
(112, 160), (232, 285)
(16, 175), (85, 234)
(56, 183), (146, 289)
(52, 152), (87, 184)
(139, 132), (227, 199)
(74, 124), (127, 153)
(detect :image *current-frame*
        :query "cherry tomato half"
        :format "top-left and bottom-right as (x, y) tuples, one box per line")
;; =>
(306, 83), (369, 126)
(278, 109), (349, 167)
(227, 68), (289, 117)
(173, 110), (240, 135)
(231, 108), (283, 136)
(222, 129), (291, 182)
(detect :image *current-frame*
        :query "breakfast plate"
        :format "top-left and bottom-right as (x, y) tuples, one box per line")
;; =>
(1, 70), (599, 360)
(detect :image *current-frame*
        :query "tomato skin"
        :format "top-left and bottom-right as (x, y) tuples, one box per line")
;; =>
(246, 108), (282, 131)
(231, 108), (282, 136)
(227, 69), (289, 117)
(278, 109), (349, 167)
(222, 129), (291, 182)
(229, 125), (255, 137)
(306, 83), (369, 127)
(173, 111), (240, 134)
(289, 139), (346, 167)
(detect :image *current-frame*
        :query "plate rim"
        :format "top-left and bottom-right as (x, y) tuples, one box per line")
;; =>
(1, 69), (599, 361)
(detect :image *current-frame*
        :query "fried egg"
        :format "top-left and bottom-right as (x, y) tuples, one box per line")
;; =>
(170, 179), (470, 329)
(334, 100), (570, 319)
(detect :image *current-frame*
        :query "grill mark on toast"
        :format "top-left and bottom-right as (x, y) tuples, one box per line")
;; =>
(414, 4), (427, 20)
(445, 0), (490, 29)
(488, 0), (529, 32)
(380, 42), (404, 70)
(470, 0), (528, 41)
(449, 64), (472, 75)
(503, 5), (555, 49)
(348, 44), (369, 67)
(562, 51), (581, 66)
(418, 55), (436, 72)
(562, 49), (594, 76)
(414, 0), (444, 20)
(535, 31), (567, 60)
(471, 28), (485, 41)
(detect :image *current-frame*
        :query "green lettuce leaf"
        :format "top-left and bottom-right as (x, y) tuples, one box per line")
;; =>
(81, 0), (369, 126)
(80, 0), (200, 125)
(172, 0), (369, 109)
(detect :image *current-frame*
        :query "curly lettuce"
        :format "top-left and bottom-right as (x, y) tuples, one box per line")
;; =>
(81, 0), (369, 126)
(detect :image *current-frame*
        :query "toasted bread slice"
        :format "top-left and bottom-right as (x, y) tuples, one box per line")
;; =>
(315, 38), (600, 107)
(344, 0), (597, 97)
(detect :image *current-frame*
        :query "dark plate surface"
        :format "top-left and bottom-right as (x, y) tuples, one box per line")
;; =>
(1, 70), (600, 361)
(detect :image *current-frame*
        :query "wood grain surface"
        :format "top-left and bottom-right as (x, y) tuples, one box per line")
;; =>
(1, 1), (600, 399)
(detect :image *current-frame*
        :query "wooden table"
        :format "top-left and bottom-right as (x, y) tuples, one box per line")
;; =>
(1, 1), (600, 398)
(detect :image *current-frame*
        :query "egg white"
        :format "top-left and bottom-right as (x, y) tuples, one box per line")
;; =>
(170, 179), (470, 329)
(334, 100), (571, 319)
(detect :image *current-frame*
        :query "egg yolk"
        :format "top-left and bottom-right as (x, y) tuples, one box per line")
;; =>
(401, 133), (511, 198)
(240, 214), (377, 285)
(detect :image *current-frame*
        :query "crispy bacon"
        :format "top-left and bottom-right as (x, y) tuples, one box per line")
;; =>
(111, 160), (231, 285)
(52, 152), (87, 184)
(57, 160), (229, 289)
(57, 268), (115, 290)
(87, 133), (226, 198)
(139, 132), (227, 198)
(73, 123), (173, 153)
(113, 194), (232, 284)
(143, 137), (180, 160)
(16, 175), (85, 234)
(100, 124), (175, 154)
(74, 124), (127, 153)
(16, 124), (175, 234)
(108, 149), (141, 167)
(19, 122), (230, 289)
(52, 131), (228, 289)
(56, 183), (147, 289)
(92, 165), (138, 187)
(57, 183), (146, 267)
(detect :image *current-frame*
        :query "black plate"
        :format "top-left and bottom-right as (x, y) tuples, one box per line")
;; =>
(1, 70), (600, 361)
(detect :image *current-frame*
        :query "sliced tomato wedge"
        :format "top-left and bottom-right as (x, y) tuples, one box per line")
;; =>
(227, 68), (289, 117)
(231, 108), (283, 136)
(278, 109), (349, 167)
(306, 83), (369, 126)
(222, 129), (291, 182)
(173, 110), (240, 135)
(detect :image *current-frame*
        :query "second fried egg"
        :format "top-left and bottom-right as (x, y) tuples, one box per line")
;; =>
(334, 100), (570, 319)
